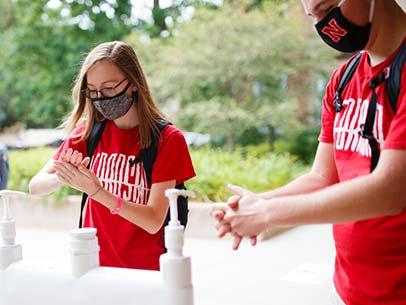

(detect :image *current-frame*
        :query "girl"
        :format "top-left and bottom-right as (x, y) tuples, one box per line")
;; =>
(29, 41), (196, 271)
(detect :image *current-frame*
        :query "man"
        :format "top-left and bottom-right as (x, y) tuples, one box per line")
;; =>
(213, 1), (406, 304)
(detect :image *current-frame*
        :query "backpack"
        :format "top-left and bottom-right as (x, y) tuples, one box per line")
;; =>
(0, 145), (9, 190)
(78, 119), (189, 229)
(333, 42), (406, 172)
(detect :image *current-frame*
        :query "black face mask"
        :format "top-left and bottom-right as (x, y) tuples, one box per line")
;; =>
(315, 6), (372, 53)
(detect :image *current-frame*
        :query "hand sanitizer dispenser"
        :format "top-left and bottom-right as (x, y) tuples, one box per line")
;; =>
(160, 189), (196, 305)
(0, 190), (25, 270)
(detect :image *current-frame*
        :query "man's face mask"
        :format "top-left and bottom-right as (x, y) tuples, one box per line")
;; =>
(91, 82), (135, 121)
(315, 0), (375, 53)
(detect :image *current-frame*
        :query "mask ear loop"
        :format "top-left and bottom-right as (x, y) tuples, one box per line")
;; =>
(338, 0), (347, 7)
(369, 0), (375, 22)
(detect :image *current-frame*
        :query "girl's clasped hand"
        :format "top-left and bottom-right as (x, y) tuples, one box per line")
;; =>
(54, 148), (101, 197)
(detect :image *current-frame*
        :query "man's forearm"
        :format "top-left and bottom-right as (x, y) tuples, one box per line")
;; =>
(259, 172), (335, 200)
(264, 170), (405, 227)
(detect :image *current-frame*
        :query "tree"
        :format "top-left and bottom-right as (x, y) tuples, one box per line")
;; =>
(127, 2), (336, 148)
(0, 0), (132, 128)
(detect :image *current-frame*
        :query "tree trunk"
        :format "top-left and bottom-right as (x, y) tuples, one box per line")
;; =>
(227, 134), (236, 151)
(152, 0), (167, 33)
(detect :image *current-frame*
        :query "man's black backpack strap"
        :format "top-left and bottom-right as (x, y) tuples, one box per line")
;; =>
(140, 119), (189, 228)
(386, 43), (406, 114)
(334, 52), (363, 113)
(335, 43), (405, 172)
(360, 71), (387, 172)
(78, 120), (106, 228)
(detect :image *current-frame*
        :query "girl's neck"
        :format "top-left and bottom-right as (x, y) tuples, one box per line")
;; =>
(114, 104), (139, 129)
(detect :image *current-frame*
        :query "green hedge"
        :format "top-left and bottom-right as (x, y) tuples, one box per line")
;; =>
(8, 147), (308, 202)
(188, 147), (307, 202)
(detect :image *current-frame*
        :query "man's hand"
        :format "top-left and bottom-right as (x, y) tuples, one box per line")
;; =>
(224, 184), (269, 238)
(211, 184), (258, 250)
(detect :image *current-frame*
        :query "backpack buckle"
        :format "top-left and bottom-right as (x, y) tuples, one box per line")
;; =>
(359, 124), (374, 140)
(383, 66), (391, 79)
(334, 94), (343, 112)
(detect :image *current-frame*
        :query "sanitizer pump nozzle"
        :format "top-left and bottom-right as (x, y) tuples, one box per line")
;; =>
(0, 190), (25, 270)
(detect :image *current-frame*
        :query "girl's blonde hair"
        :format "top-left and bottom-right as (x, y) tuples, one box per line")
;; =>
(65, 41), (166, 149)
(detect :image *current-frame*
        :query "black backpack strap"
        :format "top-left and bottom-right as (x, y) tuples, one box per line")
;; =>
(140, 120), (189, 227)
(360, 70), (389, 172)
(79, 120), (106, 228)
(386, 42), (406, 114)
(359, 42), (405, 172)
(140, 119), (172, 184)
(334, 52), (363, 112)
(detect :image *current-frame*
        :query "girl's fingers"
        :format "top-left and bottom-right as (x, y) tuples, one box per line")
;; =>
(65, 148), (73, 162)
(81, 157), (91, 168)
(59, 150), (66, 162)
(70, 151), (79, 166)
(56, 172), (70, 185)
(78, 165), (93, 178)
(55, 162), (75, 180)
(75, 153), (83, 166)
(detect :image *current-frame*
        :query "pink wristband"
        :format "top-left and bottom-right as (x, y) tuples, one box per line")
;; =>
(110, 196), (122, 214)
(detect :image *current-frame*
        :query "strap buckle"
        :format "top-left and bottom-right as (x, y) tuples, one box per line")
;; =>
(358, 124), (374, 140)
(370, 67), (391, 89)
(334, 94), (343, 112)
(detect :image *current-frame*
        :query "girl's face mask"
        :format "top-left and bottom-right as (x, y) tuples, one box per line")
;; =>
(91, 82), (135, 120)
(314, 0), (375, 53)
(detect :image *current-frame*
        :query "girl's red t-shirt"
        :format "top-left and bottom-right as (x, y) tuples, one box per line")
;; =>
(54, 121), (196, 270)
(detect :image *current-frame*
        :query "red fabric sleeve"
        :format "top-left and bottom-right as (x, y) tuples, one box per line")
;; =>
(53, 125), (87, 161)
(318, 54), (360, 144)
(318, 68), (340, 144)
(383, 66), (406, 150)
(151, 125), (196, 185)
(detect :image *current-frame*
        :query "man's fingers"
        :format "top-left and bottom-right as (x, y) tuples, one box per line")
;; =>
(250, 236), (257, 246)
(232, 235), (243, 251)
(215, 219), (230, 231)
(227, 184), (249, 197)
(212, 210), (226, 221)
(227, 194), (240, 209)
(217, 223), (231, 238)
(210, 203), (227, 216)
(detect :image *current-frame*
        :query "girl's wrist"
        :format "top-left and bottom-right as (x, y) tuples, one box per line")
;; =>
(88, 184), (102, 198)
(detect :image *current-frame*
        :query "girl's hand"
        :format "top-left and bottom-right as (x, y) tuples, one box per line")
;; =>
(59, 148), (91, 168)
(54, 160), (100, 196)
